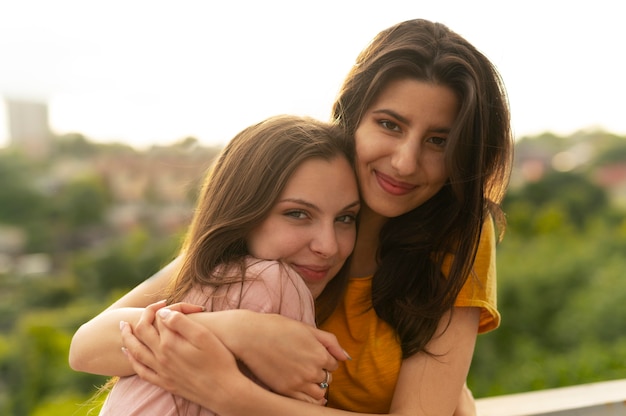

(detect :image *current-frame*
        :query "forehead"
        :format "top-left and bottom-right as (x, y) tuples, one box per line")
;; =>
(279, 156), (358, 202)
(284, 156), (352, 186)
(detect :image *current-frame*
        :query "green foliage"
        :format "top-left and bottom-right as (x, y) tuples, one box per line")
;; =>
(70, 227), (179, 295)
(469, 217), (626, 397)
(55, 176), (111, 229)
(0, 153), (48, 226)
(504, 170), (609, 231)
(0, 310), (103, 415)
(31, 393), (103, 416)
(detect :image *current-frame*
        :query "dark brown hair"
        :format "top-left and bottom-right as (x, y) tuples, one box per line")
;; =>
(330, 19), (513, 357)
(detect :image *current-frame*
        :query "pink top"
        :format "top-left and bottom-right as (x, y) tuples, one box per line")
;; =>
(99, 258), (315, 415)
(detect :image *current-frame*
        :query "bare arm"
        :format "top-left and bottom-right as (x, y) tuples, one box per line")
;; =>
(389, 307), (479, 415)
(123, 307), (346, 404)
(69, 257), (181, 375)
(70, 255), (348, 402)
(124, 306), (479, 415)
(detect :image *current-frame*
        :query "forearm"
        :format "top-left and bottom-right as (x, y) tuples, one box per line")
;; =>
(132, 308), (346, 407)
(69, 307), (144, 376)
(190, 366), (363, 416)
(184, 309), (251, 356)
(390, 307), (480, 415)
(69, 257), (180, 375)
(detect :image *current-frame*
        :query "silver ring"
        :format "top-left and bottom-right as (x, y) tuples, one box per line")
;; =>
(318, 369), (330, 389)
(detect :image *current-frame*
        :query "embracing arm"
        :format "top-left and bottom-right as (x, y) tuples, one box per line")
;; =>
(124, 306), (479, 415)
(225, 306), (479, 415)
(389, 306), (479, 415)
(69, 256), (182, 375)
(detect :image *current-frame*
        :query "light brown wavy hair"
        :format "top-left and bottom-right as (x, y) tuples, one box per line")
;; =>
(166, 114), (355, 324)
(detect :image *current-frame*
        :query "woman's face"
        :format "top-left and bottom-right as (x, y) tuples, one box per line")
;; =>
(354, 78), (459, 218)
(247, 156), (360, 298)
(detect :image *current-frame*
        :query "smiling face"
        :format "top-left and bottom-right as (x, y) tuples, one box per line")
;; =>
(354, 78), (459, 219)
(247, 156), (360, 298)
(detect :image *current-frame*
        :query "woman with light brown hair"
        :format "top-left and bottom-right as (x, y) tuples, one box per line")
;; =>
(74, 115), (360, 415)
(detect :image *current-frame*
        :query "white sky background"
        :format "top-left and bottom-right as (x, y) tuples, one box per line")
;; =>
(1, 0), (625, 149)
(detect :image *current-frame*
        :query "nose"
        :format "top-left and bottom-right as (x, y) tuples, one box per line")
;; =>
(390, 138), (419, 176)
(310, 223), (339, 258)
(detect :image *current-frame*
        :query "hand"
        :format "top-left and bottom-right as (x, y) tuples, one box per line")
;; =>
(122, 309), (240, 407)
(133, 300), (204, 337)
(224, 312), (347, 404)
(453, 383), (477, 416)
(119, 300), (205, 378)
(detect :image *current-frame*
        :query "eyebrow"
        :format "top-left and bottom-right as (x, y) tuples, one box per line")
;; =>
(371, 108), (452, 134)
(280, 198), (361, 212)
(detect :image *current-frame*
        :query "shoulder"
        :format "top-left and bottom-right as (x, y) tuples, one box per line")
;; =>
(244, 258), (303, 288)
(475, 215), (496, 267)
(245, 258), (310, 297)
(455, 216), (500, 332)
(243, 257), (315, 320)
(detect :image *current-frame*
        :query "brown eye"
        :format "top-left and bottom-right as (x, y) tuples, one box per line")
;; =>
(285, 210), (308, 219)
(380, 120), (400, 132)
(336, 214), (357, 224)
(427, 136), (447, 148)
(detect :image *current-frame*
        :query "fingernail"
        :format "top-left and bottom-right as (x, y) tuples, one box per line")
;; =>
(119, 321), (127, 331)
(158, 308), (172, 319)
(343, 349), (352, 360)
(121, 346), (128, 356)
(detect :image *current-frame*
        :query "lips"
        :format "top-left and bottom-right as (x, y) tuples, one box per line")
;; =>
(374, 170), (416, 196)
(292, 264), (331, 282)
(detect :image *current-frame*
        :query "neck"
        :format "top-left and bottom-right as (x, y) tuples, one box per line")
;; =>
(349, 205), (387, 277)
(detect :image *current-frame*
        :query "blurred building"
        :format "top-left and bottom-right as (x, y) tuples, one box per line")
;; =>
(5, 98), (52, 159)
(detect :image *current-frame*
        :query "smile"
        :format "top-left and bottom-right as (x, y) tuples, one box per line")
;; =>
(292, 264), (330, 282)
(374, 170), (416, 196)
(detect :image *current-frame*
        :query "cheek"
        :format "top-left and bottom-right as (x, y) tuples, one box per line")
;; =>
(354, 127), (375, 163)
(338, 230), (357, 260)
(424, 154), (449, 185)
(247, 225), (285, 259)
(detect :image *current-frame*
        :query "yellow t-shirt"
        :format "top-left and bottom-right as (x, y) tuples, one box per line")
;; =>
(319, 219), (500, 413)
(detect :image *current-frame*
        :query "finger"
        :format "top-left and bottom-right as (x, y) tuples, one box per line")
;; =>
(123, 341), (156, 378)
(289, 391), (327, 406)
(166, 302), (205, 314)
(146, 299), (168, 311)
(135, 303), (163, 341)
(120, 320), (159, 372)
(310, 328), (350, 367)
(317, 369), (330, 389)
(158, 309), (219, 349)
(123, 342), (181, 394)
(321, 369), (333, 386)
(292, 378), (329, 402)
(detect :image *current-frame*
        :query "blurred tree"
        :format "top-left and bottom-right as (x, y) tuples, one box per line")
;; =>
(55, 176), (111, 229)
(470, 223), (626, 397)
(0, 153), (47, 226)
(71, 227), (179, 295)
(52, 133), (99, 157)
(504, 170), (609, 231)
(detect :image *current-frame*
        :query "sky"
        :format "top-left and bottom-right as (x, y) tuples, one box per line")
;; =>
(1, 0), (625, 149)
